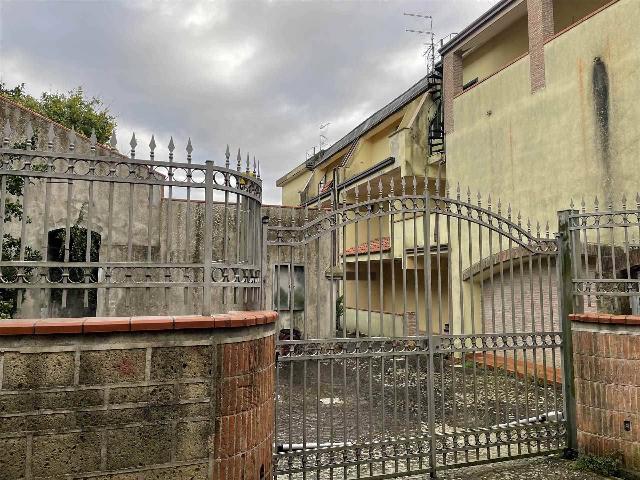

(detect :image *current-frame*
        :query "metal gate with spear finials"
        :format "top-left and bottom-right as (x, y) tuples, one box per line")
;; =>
(267, 177), (568, 479)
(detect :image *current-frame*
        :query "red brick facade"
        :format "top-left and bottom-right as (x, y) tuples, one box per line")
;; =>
(443, 51), (463, 134)
(571, 313), (640, 473)
(527, 0), (554, 92)
(213, 335), (275, 480)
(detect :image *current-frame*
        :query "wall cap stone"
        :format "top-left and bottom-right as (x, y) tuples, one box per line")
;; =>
(570, 312), (640, 326)
(0, 311), (278, 335)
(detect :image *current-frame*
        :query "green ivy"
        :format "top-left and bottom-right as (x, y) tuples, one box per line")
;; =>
(573, 452), (622, 477)
(1, 82), (116, 144)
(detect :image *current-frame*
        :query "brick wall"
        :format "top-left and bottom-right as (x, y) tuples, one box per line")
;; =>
(571, 313), (640, 473)
(481, 258), (561, 375)
(214, 332), (275, 479)
(443, 51), (463, 134)
(0, 312), (276, 480)
(527, 0), (555, 92)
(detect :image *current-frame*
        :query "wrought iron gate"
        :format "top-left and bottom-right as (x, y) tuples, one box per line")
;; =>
(267, 181), (567, 479)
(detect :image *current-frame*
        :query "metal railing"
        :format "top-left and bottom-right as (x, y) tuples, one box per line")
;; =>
(0, 120), (262, 319)
(566, 196), (640, 315)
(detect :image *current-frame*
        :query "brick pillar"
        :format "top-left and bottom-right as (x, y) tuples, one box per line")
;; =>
(443, 50), (463, 134)
(527, 0), (554, 92)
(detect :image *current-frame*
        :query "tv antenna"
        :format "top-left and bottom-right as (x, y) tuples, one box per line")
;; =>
(319, 122), (330, 151)
(404, 13), (436, 72)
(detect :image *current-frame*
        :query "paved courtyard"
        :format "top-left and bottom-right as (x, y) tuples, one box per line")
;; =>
(437, 455), (611, 479)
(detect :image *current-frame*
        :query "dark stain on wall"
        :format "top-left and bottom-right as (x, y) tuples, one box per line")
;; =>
(592, 57), (612, 193)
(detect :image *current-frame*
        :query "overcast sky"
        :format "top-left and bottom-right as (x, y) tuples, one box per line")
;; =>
(0, 0), (497, 203)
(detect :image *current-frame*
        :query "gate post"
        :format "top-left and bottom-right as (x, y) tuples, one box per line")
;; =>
(557, 209), (579, 456)
(203, 160), (214, 316)
(261, 215), (270, 310)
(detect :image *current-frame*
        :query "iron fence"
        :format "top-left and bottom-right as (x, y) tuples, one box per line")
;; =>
(267, 176), (566, 479)
(0, 120), (262, 319)
(566, 196), (640, 315)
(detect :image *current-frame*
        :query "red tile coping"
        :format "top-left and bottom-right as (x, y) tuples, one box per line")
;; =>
(468, 352), (563, 384)
(570, 313), (640, 327)
(0, 311), (277, 336)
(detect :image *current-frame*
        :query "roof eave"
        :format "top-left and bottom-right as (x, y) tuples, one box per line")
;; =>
(439, 0), (521, 55)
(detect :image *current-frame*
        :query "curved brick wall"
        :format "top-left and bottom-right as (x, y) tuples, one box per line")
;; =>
(571, 313), (640, 474)
(0, 311), (276, 480)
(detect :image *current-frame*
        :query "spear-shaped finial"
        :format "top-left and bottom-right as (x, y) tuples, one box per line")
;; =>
(246, 152), (250, 173)
(456, 182), (461, 200)
(487, 194), (492, 211)
(236, 148), (242, 171)
(129, 132), (137, 159)
(149, 135), (156, 160)
(47, 123), (55, 150)
(168, 136), (175, 161)
(594, 196), (599, 211)
(622, 193), (628, 209)
(186, 137), (193, 163)
(366, 180), (371, 200)
(477, 191), (482, 207)
(412, 175), (417, 194)
(256, 160), (261, 179)
(636, 192), (640, 209)
(252, 156), (257, 176)
(466, 186), (471, 203)
(225, 145), (230, 168)
(390, 177), (395, 196)
(401, 176), (406, 195)
(378, 178), (383, 198)
(545, 221), (550, 238)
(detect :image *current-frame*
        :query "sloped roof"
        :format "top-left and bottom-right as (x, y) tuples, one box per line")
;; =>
(278, 72), (439, 187)
(308, 74), (437, 169)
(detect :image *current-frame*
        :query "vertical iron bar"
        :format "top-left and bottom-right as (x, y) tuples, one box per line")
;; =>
(203, 161), (214, 315)
(423, 189), (437, 478)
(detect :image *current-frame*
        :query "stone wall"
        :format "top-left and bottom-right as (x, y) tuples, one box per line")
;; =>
(0, 311), (276, 479)
(571, 312), (640, 474)
(262, 205), (334, 339)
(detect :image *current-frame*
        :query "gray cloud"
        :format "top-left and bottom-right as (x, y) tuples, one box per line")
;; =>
(0, 0), (497, 203)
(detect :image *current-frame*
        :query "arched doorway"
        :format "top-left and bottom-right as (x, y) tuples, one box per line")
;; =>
(47, 226), (101, 317)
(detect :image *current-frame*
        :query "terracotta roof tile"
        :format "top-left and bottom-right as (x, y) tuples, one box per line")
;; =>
(345, 237), (391, 255)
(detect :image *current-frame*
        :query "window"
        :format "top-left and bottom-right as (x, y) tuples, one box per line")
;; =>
(273, 264), (305, 310)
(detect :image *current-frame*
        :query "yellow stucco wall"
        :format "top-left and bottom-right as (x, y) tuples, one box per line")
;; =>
(344, 261), (450, 336)
(449, 0), (638, 231)
(552, 0), (611, 33)
(446, 0), (638, 334)
(462, 15), (530, 86)
(281, 170), (313, 206)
